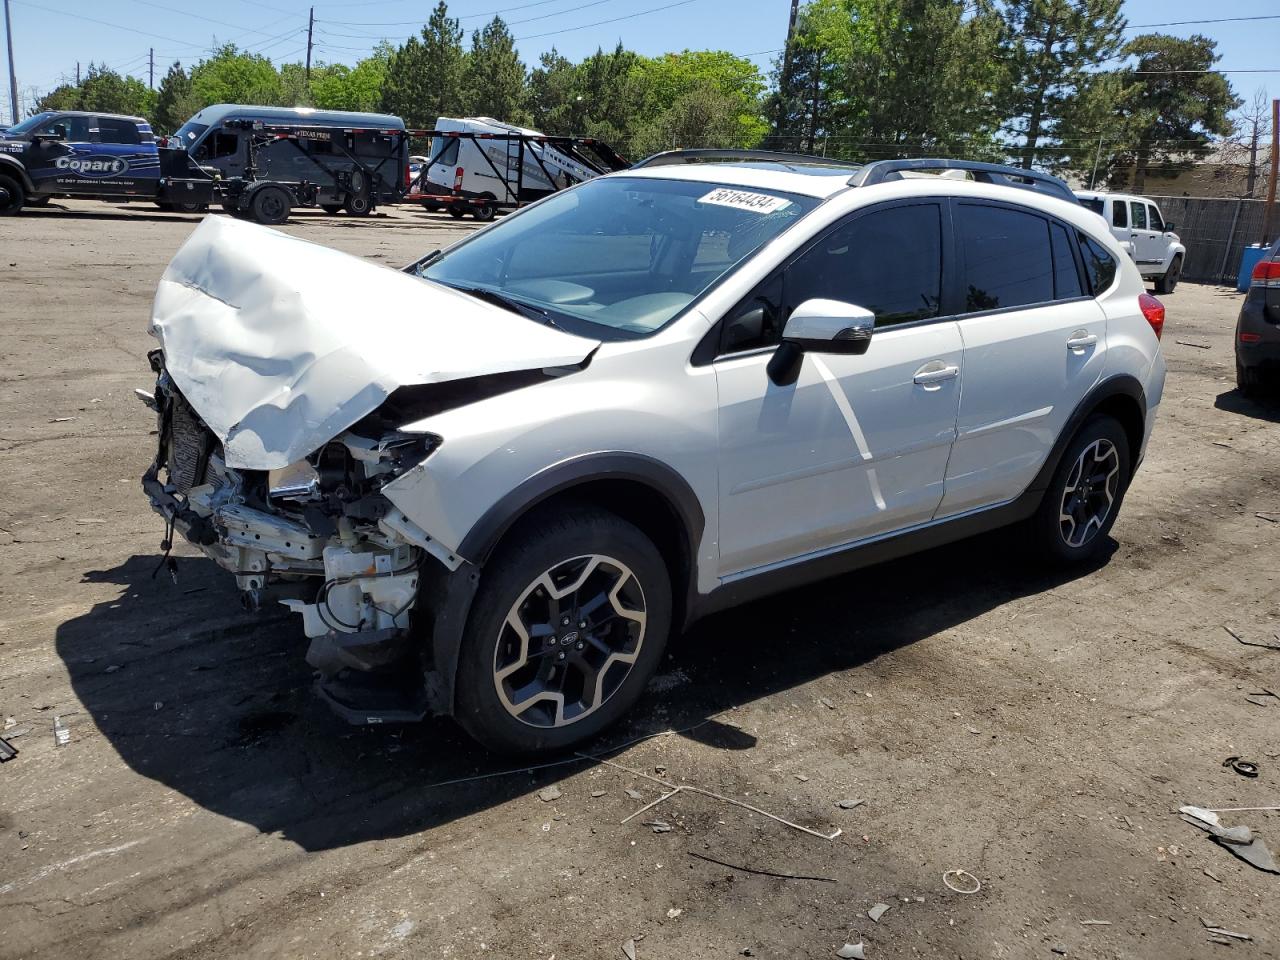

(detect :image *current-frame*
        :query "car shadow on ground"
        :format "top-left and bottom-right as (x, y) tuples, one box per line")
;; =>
(56, 529), (1110, 852)
(1214, 388), (1280, 423)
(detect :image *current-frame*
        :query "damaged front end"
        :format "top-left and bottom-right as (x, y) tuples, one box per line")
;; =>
(141, 351), (458, 723)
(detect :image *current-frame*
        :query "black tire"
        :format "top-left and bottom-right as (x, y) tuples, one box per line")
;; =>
(249, 186), (291, 225)
(1030, 414), (1131, 564)
(154, 200), (174, 211)
(175, 201), (208, 214)
(454, 505), (673, 755)
(1236, 361), (1261, 398)
(344, 193), (372, 216)
(471, 201), (496, 222)
(447, 206), (466, 219)
(219, 199), (240, 215)
(320, 203), (344, 215)
(0, 173), (25, 215)
(1153, 255), (1181, 295)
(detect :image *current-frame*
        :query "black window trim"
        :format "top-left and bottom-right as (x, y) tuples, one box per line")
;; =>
(701, 197), (957, 364)
(947, 197), (1095, 322)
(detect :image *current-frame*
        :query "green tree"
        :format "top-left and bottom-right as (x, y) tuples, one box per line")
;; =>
(1062, 33), (1240, 190)
(35, 64), (156, 118)
(34, 83), (82, 113)
(528, 48), (576, 132)
(783, 0), (1007, 159)
(1000, 0), (1126, 169)
(382, 1), (466, 127)
(633, 51), (768, 150)
(189, 44), (281, 107)
(153, 61), (196, 134)
(464, 16), (527, 121)
(631, 81), (754, 154)
(311, 45), (392, 112)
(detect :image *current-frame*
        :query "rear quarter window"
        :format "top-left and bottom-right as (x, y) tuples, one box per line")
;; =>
(1077, 232), (1117, 294)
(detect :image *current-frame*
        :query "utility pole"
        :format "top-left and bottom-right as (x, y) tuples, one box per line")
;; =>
(1089, 134), (1104, 190)
(3, 0), (17, 128)
(1261, 98), (1279, 245)
(148, 47), (154, 90)
(778, 0), (799, 99)
(76, 61), (80, 85)
(1247, 118), (1260, 199)
(305, 7), (314, 84)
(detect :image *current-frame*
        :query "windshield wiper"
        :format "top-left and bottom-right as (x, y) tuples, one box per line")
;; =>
(447, 284), (564, 330)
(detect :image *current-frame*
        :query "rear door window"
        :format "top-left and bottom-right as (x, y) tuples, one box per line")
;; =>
(1129, 201), (1147, 230)
(956, 203), (1053, 311)
(1111, 202), (1127, 228)
(98, 117), (142, 144)
(1050, 222), (1084, 299)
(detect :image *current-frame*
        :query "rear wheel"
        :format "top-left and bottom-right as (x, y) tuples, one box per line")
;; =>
(1154, 255), (1182, 294)
(320, 203), (344, 215)
(454, 506), (672, 754)
(175, 201), (208, 214)
(1237, 361), (1261, 398)
(249, 186), (291, 225)
(1031, 415), (1130, 564)
(0, 174), (25, 215)
(472, 201), (495, 222)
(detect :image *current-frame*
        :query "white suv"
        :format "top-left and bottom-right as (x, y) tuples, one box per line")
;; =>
(142, 154), (1167, 753)
(1075, 191), (1186, 294)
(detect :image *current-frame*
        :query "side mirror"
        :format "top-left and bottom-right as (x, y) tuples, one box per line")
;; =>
(1164, 221), (1176, 232)
(767, 299), (875, 386)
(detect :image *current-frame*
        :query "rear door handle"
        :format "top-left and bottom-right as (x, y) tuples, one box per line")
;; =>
(1066, 332), (1098, 351)
(913, 362), (960, 385)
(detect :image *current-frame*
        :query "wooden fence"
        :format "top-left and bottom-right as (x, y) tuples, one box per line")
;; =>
(1148, 196), (1276, 285)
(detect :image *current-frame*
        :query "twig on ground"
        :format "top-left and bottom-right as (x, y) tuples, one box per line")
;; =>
(686, 850), (837, 883)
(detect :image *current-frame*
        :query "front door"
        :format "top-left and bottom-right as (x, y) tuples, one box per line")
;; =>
(25, 113), (96, 195)
(714, 201), (963, 577)
(938, 200), (1107, 515)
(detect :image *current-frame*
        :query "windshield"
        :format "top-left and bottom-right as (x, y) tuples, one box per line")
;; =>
(4, 111), (55, 136)
(1078, 197), (1105, 215)
(173, 120), (209, 146)
(422, 176), (821, 338)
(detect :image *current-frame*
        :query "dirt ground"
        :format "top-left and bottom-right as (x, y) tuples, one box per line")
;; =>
(1, 198), (1278, 960)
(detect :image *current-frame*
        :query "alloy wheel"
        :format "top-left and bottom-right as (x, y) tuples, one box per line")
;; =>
(1058, 438), (1121, 548)
(493, 554), (646, 728)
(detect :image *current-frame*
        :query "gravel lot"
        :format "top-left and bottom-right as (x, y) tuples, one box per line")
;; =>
(1, 198), (1278, 960)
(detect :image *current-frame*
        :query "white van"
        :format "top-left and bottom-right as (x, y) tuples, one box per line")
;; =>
(1075, 191), (1186, 293)
(424, 117), (602, 219)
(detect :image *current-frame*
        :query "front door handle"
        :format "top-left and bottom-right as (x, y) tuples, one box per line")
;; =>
(913, 361), (960, 385)
(1066, 332), (1098, 352)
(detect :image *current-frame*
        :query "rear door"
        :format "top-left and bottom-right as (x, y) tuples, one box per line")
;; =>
(938, 200), (1106, 516)
(90, 116), (160, 196)
(1128, 199), (1162, 269)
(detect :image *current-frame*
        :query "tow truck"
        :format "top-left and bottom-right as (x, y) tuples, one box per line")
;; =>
(0, 110), (215, 215)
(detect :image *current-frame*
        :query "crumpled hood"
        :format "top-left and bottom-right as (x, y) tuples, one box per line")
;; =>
(150, 215), (599, 470)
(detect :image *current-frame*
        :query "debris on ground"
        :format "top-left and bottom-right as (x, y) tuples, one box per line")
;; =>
(53, 716), (70, 747)
(836, 943), (866, 959)
(942, 869), (981, 894)
(1175, 340), (1211, 349)
(1079, 920), (1111, 926)
(1203, 868), (1222, 882)
(0, 735), (17, 762)
(1257, 513), (1279, 523)
(591, 789), (607, 798)
(868, 903), (891, 922)
(645, 819), (672, 833)
(621, 938), (636, 960)
(1051, 945), (1068, 955)
(687, 850), (838, 883)
(1180, 805), (1280, 874)
(666, 908), (682, 919)
(836, 798), (865, 810)
(538, 785), (562, 802)
(818, 697), (836, 710)
(1223, 625), (1280, 650)
(1223, 756), (1260, 778)
(796, 774), (810, 782)
(1200, 919), (1251, 942)
(625, 788), (644, 801)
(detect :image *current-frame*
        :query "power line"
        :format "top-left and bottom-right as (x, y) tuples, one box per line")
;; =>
(119, 0), (296, 39)
(325, 0), (606, 28)
(1124, 14), (1280, 29)
(516, 0), (701, 40)
(11, 0), (202, 48)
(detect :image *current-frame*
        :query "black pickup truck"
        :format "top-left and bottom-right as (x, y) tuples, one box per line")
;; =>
(0, 110), (215, 215)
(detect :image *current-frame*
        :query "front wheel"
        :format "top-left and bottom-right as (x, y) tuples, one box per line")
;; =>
(1031, 415), (1131, 564)
(344, 193), (372, 216)
(0, 174), (25, 215)
(454, 506), (672, 754)
(1153, 255), (1181, 295)
(249, 186), (292, 225)
(471, 201), (495, 222)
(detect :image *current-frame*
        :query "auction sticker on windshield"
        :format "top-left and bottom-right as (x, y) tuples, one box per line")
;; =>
(698, 188), (792, 214)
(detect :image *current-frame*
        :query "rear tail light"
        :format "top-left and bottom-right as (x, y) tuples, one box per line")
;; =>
(453, 166), (464, 192)
(404, 163), (411, 188)
(1240, 332), (1262, 343)
(1251, 259), (1280, 288)
(1138, 292), (1165, 340)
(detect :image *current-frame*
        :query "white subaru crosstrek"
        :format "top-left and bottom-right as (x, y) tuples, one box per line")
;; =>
(141, 153), (1166, 753)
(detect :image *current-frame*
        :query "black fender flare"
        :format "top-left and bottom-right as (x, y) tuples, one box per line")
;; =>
(1025, 373), (1147, 496)
(0, 155), (35, 193)
(425, 452), (706, 715)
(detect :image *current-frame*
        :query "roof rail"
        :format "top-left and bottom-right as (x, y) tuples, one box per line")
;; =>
(850, 159), (1077, 203)
(631, 148), (860, 169)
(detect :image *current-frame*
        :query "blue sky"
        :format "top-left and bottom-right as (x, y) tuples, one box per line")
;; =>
(3, 0), (1276, 123)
